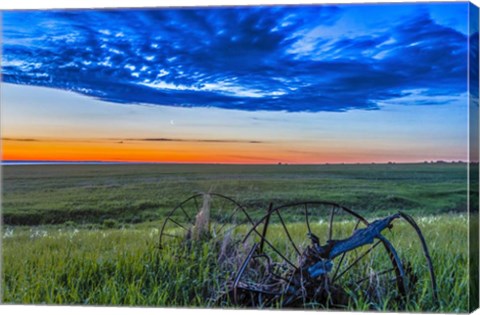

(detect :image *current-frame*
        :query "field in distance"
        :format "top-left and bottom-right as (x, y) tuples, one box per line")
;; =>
(2, 162), (469, 226)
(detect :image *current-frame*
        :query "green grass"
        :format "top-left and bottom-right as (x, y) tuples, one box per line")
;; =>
(0, 163), (473, 311)
(2, 163), (468, 225)
(1, 215), (469, 311)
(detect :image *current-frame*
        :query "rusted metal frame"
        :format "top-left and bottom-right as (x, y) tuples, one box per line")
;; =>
(233, 243), (297, 306)
(328, 213), (408, 297)
(239, 201), (372, 284)
(322, 214), (408, 299)
(398, 211), (438, 302)
(242, 201), (370, 243)
(233, 247), (283, 304)
(162, 194), (436, 307)
(325, 215), (399, 259)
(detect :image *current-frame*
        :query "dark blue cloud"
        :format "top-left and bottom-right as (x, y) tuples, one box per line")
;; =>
(1, 4), (469, 112)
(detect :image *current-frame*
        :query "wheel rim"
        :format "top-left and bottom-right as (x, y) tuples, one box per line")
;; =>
(159, 193), (257, 249)
(234, 201), (408, 308)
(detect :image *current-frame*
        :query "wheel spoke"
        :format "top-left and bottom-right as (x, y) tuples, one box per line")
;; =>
(261, 236), (298, 270)
(332, 239), (382, 283)
(275, 209), (301, 256)
(331, 218), (362, 280)
(353, 218), (362, 231)
(168, 217), (189, 231)
(214, 206), (240, 235)
(179, 205), (192, 222)
(332, 250), (347, 281)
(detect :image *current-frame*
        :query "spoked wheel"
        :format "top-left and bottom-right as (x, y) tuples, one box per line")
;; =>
(228, 201), (411, 309)
(380, 212), (439, 307)
(159, 193), (256, 251)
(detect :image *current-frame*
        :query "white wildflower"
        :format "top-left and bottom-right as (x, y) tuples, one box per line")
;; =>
(149, 228), (159, 238)
(3, 228), (14, 239)
(30, 229), (48, 239)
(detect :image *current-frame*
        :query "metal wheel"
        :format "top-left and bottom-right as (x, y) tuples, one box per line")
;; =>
(159, 193), (256, 250)
(228, 201), (410, 309)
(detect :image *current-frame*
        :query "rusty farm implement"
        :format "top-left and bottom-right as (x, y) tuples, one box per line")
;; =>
(159, 193), (437, 309)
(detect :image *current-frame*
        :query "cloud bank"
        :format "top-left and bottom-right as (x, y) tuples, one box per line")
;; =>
(2, 4), (470, 112)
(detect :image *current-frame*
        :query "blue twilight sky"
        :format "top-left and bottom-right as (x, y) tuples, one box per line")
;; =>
(2, 3), (470, 112)
(0, 3), (476, 163)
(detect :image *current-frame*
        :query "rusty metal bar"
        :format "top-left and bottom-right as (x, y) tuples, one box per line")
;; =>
(259, 203), (273, 254)
(233, 243), (259, 305)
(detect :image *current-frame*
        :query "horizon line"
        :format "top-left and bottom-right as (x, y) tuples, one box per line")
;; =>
(1, 159), (470, 166)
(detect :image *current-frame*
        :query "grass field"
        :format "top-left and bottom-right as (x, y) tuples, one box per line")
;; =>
(1, 216), (470, 312)
(2, 163), (468, 225)
(0, 163), (473, 311)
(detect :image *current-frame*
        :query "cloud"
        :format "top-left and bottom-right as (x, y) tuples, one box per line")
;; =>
(2, 137), (38, 142)
(1, 5), (469, 112)
(122, 138), (263, 144)
(2, 137), (263, 144)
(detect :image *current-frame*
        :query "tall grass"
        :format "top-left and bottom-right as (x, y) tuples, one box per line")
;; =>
(2, 214), (469, 312)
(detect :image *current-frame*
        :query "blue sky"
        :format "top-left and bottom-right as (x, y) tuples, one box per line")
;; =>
(1, 3), (475, 163)
(2, 3), (470, 112)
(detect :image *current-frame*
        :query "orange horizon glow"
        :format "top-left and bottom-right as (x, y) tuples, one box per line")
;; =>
(2, 84), (469, 166)
(1, 138), (466, 165)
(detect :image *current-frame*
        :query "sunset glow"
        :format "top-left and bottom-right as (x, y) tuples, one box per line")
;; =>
(1, 3), (473, 164)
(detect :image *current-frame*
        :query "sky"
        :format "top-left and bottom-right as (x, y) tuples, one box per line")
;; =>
(1, 3), (476, 163)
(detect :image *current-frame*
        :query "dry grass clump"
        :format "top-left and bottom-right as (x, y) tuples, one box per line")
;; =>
(193, 194), (211, 241)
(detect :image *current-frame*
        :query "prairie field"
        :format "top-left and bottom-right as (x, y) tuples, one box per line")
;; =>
(0, 163), (475, 312)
